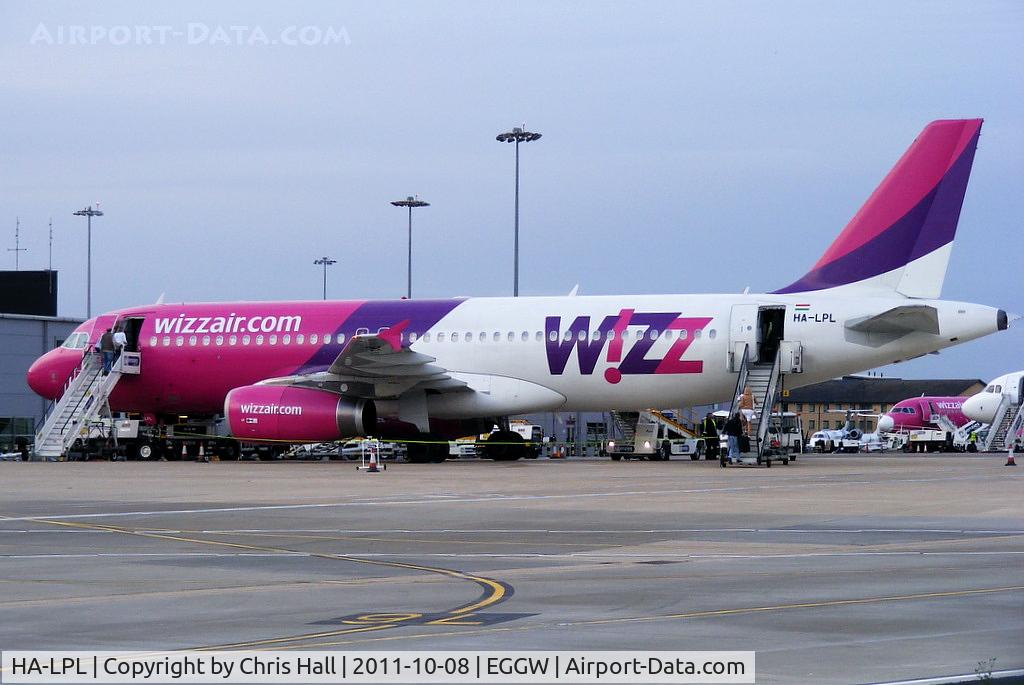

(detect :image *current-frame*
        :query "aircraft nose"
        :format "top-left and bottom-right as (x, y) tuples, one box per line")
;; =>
(962, 393), (993, 423)
(26, 352), (64, 400)
(876, 415), (894, 433)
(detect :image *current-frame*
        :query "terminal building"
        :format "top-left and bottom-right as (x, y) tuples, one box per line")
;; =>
(782, 375), (985, 434)
(0, 271), (82, 451)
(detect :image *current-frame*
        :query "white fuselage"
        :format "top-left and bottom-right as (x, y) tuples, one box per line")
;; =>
(404, 292), (1001, 418)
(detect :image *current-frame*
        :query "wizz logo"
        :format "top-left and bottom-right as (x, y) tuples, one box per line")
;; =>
(545, 309), (713, 384)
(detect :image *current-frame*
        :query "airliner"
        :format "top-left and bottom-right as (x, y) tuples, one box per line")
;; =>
(876, 396), (970, 433)
(27, 119), (1011, 461)
(962, 371), (1024, 424)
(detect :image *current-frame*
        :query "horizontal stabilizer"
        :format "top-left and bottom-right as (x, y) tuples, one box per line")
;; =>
(845, 305), (939, 335)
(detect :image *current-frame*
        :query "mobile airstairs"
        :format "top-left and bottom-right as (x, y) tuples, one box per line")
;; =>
(722, 343), (792, 466)
(608, 409), (701, 460)
(33, 351), (131, 460)
(979, 394), (1023, 453)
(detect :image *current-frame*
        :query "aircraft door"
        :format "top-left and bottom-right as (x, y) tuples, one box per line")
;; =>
(729, 304), (759, 370)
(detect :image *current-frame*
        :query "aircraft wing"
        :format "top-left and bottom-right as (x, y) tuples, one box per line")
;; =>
(845, 305), (940, 335)
(261, 332), (467, 399)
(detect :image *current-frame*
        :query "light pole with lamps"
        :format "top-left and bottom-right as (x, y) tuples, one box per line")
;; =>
(495, 125), (541, 297)
(390, 196), (429, 299)
(314, 256), (337, 300)
(73, 204), (104, 318)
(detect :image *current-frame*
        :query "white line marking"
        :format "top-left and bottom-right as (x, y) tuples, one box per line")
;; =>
(2, 474), (1016, 522)
(2, 527), (1021, 535)
(863, 667), (1024, 685)
(0, 552), (308, 559)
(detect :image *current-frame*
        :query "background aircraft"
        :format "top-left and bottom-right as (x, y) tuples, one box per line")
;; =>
(876, 396), (969, 433)
(962, 371), (1024, 424)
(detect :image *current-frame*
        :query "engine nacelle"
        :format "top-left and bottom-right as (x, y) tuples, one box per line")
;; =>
(225, 384), (376, 443)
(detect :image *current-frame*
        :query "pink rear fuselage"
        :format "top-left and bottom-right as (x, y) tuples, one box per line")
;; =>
(885, 397), (969, 431)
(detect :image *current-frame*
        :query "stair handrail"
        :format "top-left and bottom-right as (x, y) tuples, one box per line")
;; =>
(646, 409), (698, 439)
(37, 349), (94, 432)
(727, 344), (750, 421)
(756, 348), (784, 457)
(1007, 403), (1024, 450)
(980, 394), (1013, 452)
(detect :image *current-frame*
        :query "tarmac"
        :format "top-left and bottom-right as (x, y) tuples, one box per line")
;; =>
(0, 455), (1021, 684)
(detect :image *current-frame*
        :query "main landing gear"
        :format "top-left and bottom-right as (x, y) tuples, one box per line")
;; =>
(480, 430), (528, 461)
(405, 435), (448, 464)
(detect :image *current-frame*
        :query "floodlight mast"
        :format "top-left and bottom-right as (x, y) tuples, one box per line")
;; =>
(495, 126), (541, 297)
(313, 256), (337, 300)
(73, 205), (104, 318)
(390, 196), (429, 299)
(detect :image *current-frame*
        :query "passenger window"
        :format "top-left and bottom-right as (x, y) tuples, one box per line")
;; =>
(563, 331), (572, 342)
(694, 328), (702, 338)
(679, 329), (688, 339)
(176, 336), (184, 347)
(409, 332), (418, 343)
(215, 335), (224, 346)
(149, 336), (157, 347)
(310, 334), (319, 344)
(162, 336), (171, 346)
(242, 335), (251, 345)
(229, 335), (237, 346)
(708, 329), (717, 339)
(282, 334), (291, 345)
(508, 332), (515, 342)
(548, 331), (558, 342)
(535, 331), (543, 342)
(464, 332), (472, 342)
(337, 333), (346, 344)
(255, 335), (263, 345)
(649, 330), (659, 340)
(422, 332), (431, 342)
(188, 335), (197, 346)
(591, 330), (601, 341)
(664, 330), (674, 340)
(296, 334), (305, 344)
(269, 334), (277, 345)
(202, 336), (211, 346)
(493, 332), (501, 342)
(479, 332), (487, 342)
(521, 331), (529, 341)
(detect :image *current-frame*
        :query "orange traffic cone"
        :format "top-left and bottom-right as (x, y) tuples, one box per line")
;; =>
(198, 444), (209, 463)
(366, 447), (379, 473)
(182, 444), (188, 461)
(1006, 451), (1017, 466)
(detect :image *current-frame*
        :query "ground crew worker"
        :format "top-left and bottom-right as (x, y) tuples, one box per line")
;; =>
(702, 413), (720, 459)
(724, 413), (743, 460)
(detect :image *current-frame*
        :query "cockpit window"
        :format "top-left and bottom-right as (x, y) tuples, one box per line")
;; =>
(60, 332), (88, 350)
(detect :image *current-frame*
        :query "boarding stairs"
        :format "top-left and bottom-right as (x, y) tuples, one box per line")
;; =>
(608, 409), (697, 454)
(34, 351), (123, 459)
(729, 345), (784, 457)
(980, 395), (1021, 452)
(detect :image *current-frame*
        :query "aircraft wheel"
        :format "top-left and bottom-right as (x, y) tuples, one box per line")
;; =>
(690, 453), (700, 461)
(766, 457), (772, 468)
(137, 442), (153, 460)
(782, 457), (790, 465)
(610, 454), (622, 461)
(483, 431), (525, 461)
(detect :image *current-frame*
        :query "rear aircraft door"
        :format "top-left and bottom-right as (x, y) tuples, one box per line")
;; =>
(729, 304), (759, 371)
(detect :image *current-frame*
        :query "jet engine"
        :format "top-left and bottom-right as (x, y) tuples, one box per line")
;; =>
(225, 384), (376, 443)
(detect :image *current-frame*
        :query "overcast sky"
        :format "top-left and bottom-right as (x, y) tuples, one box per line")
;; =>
(2, 1), (1021, 381)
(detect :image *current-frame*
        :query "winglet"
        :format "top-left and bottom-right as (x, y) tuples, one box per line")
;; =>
(378, 320), (410, 351)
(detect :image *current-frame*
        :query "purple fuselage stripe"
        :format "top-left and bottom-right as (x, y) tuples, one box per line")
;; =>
(773, 128), (980, 294)
(295, 299), (463, 373)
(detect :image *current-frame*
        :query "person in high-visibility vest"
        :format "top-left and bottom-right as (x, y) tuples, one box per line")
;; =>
(701, 413), (720, 459)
